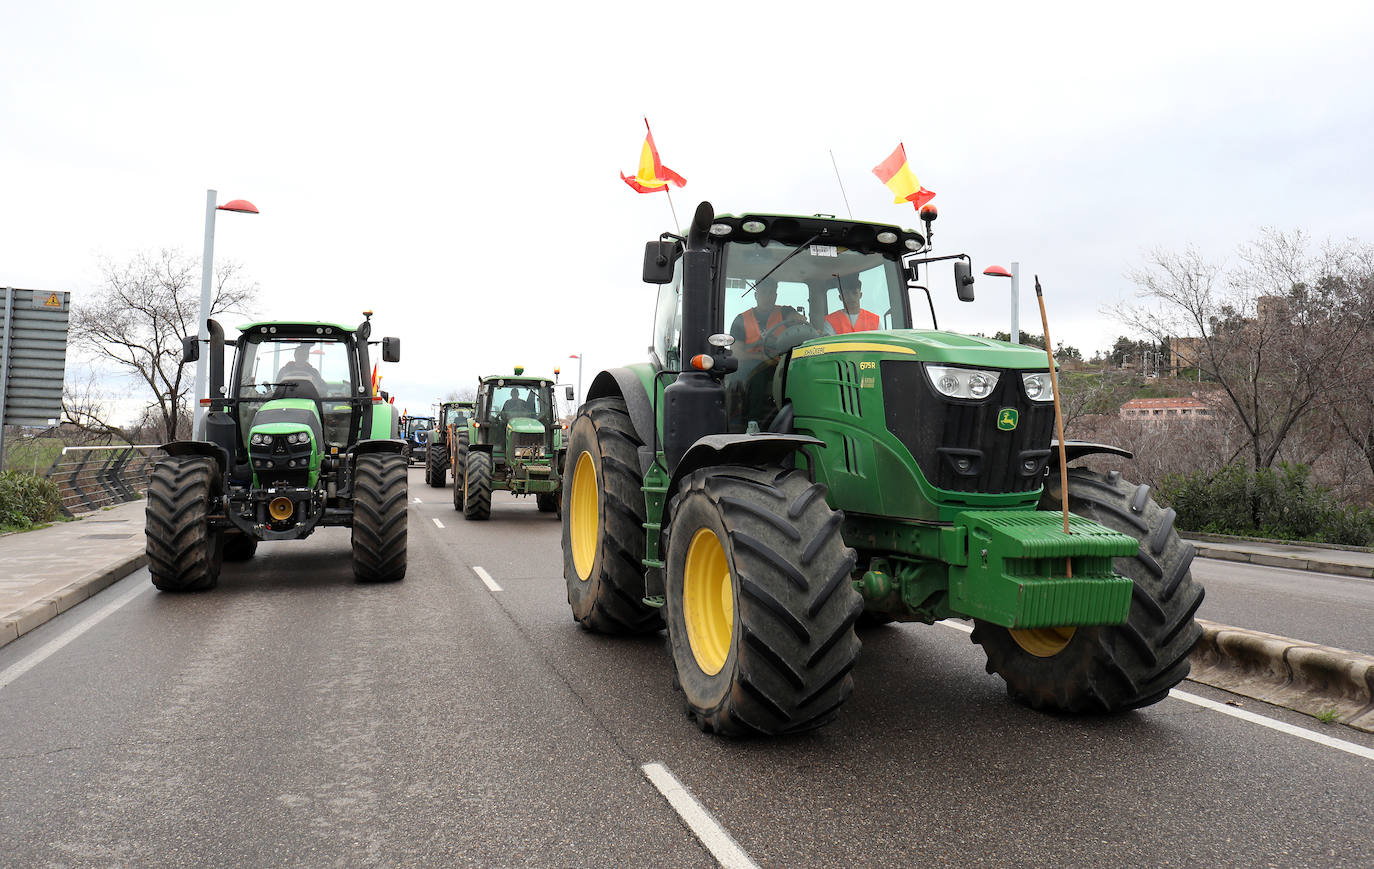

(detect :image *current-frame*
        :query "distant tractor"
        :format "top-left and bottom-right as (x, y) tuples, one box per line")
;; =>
(147, 312), (407, 590)
(425, 400), (475, 488)
(561, 202), (1204, 736)
(401, 414), (435, 467)
(452, 369), (565, 520)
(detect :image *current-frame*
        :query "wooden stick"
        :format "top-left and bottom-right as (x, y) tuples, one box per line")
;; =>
(1035, 275), (1072, 578)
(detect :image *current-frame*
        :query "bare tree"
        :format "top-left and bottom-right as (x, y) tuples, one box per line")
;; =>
(1114, 229), (1374, 469)
(445, 386), (478, 402)
(70, 249), (256, 442)
(60, 370), (130, 444)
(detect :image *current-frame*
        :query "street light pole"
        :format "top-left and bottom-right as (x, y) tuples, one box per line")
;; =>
(192, 191), (258, 436)
(1010, 261), (1020, 345)
(569, 353), (583, 405)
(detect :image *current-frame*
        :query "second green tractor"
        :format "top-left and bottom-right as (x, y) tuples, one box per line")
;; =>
(452, 370), (565, 520)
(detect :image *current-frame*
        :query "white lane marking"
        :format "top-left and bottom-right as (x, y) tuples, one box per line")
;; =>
(0, 580), (153, 692)
(473, 566), (502, 592)
(642, 762), (759, 869)
(932, 620), (1373, 761)
(1170, 689), (1374, 761)
(432, 518), (445, 529)
(413, 497), (423, 503)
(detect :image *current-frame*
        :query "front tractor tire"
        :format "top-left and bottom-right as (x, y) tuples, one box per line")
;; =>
(351, 453), (408, 582)
(536, 492), (559, 514)
(664, 466), (863, 737)
(562, 398), (659, 634)
(463, 450), (492, 520)
(223, 534), (258, 562)
(972, 467), (1205, 713)
(425, 439), (448, 488)
(145, 455), (224, 592)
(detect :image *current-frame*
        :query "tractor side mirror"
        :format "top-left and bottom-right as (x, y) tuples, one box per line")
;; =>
(565, 386), (575, 401)
(954, 261), (975, 302)
(181, 335), (200, 364)
(642, 240), (680, 284)
(382, 337), (401, 363)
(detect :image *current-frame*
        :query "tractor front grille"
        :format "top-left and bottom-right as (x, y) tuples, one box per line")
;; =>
(509, 432), (545, 459)
(880, 360), (1054, 494)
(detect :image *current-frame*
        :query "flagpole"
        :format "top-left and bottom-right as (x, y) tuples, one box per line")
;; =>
(664, 186), (681, 231)
(829, 149), (853, 218)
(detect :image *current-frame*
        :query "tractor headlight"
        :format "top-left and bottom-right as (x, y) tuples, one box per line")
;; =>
(1021, 372), (1054, 402)
(251, 433), (267, 446)
(925, 364), (1001, 400)
(293, 431), (311, 444)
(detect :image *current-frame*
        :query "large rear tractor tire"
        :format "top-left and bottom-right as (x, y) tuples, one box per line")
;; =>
(664, 465), (862, 737)
(145, 456), (224, 592)
(425, 438), (448, 488)
(972, 467), (1205, 713)
(536, 492), (559, 513)
(562, 397), (659, 634)
(223, 534), (258, 562)
(351, 453), (408, 582)
(453, 429), (469, 479)
(463, 450), (492, 521)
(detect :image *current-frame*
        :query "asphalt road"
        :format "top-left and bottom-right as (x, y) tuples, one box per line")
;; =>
(1191, 558), (1374, 655)
(2, 469), (1372, 867)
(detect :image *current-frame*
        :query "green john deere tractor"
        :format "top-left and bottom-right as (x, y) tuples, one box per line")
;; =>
(425, 400), (475, 488)
(452, 369), (565, 520)
(147, 312), (408, 590)
(562, 202), (1204, 736)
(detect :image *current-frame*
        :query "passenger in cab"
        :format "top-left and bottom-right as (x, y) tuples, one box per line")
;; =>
(823, 282), (880, 335)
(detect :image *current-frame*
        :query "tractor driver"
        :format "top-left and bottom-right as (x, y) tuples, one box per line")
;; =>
(501, 388), (534, 417)
(728, 277), (805, 363)
(822, 280), (880, 335)
(276, 344), (326, 392)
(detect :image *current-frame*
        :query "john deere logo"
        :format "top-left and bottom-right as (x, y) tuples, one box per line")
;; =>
(997, 408), (1019, 431)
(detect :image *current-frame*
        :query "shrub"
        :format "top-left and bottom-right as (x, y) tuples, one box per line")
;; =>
(0, 470), (62, 530)
(1156, 461), (1370, 545)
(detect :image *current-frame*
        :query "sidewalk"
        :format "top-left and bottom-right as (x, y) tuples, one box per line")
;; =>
(0, 500), (147, 648)
(1183, 533), (1374, 579)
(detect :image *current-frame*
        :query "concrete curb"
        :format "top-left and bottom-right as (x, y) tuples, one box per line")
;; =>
(1188, 618), (1374, 733)
(0, 553), (148, 651)
(1191, 542), (1374, 578)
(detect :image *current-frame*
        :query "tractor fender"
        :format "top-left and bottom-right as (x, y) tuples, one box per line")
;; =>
(350, 439), (405, 458)
(666, 433), (824, 504)
(587, 368), (657, 473)
(161, 440), (230, 476)
(1049, 440), (1134, 466)
(468, 442), (494, 454)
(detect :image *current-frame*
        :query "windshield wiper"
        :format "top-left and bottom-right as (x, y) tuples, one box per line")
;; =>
(740, 231), (826, 296)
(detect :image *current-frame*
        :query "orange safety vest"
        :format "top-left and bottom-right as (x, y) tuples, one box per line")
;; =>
(824, 309), (880, 335)
(741, 308), (785, 353)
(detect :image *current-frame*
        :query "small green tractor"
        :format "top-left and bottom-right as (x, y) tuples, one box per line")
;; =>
(452, 369), (565, 520)
(424, 400), (475, 488)
(562, 202), (1204, 736)
(147, 312), (408, 590)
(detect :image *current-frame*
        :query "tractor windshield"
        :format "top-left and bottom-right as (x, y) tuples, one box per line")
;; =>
(488, 383), (550, 423)
(238, 337), (355, 400)
(719, 241), (907, 430)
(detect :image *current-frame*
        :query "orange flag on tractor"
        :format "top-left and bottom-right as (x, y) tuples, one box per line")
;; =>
(621, 119), (686, 193)
(872, 143), (935, 210)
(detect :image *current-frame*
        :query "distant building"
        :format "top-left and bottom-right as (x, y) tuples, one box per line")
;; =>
(1119, 396), (1214, 422)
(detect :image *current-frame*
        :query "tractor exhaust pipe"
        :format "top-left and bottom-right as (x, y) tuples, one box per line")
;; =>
(207, 318), (225, 401)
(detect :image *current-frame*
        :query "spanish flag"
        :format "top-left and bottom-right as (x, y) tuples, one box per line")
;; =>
(872, 143), (935, 210)
(621, 119), (686, 194)
(371, 363), (379, 396)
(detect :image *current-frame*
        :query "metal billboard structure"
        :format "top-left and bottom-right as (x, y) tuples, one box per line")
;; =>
(0, 286), (72, 462)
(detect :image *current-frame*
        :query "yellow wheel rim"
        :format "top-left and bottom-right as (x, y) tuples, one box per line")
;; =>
(1010, 626), (1076, 657)
(569, 451), (598, 581)
(683, 528), (733, 676)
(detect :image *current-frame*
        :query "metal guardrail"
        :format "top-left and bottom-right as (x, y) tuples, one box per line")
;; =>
(43, 445), (162, 516)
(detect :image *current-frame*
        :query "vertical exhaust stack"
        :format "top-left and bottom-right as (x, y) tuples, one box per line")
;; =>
(206, 319), (225, 403)
(663, 201), (727, 471)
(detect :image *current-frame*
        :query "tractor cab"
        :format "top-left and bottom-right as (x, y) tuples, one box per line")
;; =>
(647, 212), (930, 432)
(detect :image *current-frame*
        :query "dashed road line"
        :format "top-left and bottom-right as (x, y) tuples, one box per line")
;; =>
(473, 566), (502, 592)
(933, 619), (1372, 761)
(642, 762), (759, 869)
(413, 497), (423, 503)
(432, 518), (445, 529)
(0, 580), (152, 692)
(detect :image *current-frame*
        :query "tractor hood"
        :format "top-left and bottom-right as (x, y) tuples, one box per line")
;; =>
(506, 417), (547, 435)
(251, 398), (324, 442)
(791, 330), (1054, 370)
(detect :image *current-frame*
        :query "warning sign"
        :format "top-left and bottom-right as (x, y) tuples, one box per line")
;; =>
(29, 290), (68, 310)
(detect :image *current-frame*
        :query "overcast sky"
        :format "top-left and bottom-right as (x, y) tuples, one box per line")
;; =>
(4, 1), (1373, 420)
